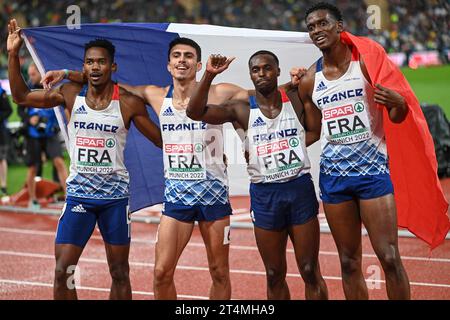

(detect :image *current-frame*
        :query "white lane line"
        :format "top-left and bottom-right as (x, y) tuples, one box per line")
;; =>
(2, 226), (448, 263)
(1, 250), (449, 289)
(0, 279), (208, 300)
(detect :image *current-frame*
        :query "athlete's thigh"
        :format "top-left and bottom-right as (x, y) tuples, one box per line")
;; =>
(288, 216), (321, 264)
(55, 243), (84, 270)
(198, 216), (230, 265)
(155, 215), (195, 270)
(104, 243), (130, 268)
(55, 198), (97, 248)
(359, 193), (399, 248)
(254, 226), (289, 269)
(97, 198), (131, 246)
(323, 200), (362, 256)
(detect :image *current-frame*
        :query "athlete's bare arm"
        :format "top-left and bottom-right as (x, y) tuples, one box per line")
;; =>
(42, 70), (169, 115)
(119, 88), (162, 148)
(360, 58), (408, 123)
(7, 19), (82, 114)
(298, 64), (322, 147)
(210, 67), (306, 104)
(187, 55), (250, 128)
(186, 69), (247, 127)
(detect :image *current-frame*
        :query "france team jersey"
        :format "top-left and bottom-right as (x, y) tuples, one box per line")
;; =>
(245, 91), (310, 183)
(66, 84), (129, 199)
(159, 85), (229, 206)
(312, 48), (389, 177)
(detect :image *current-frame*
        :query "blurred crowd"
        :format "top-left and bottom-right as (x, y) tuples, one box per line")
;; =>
(0, 0), (449, 76)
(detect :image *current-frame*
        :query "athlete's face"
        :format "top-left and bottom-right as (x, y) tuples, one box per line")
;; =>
(167, 44), (202, 81)
(249, 55), (280, 94)
(83, 47), (117, 87)
(306, 9), (343, 51)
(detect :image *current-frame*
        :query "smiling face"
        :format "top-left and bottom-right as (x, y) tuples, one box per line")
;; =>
(83, 47), (116, 87)
(249, 54), (280, 94)
(167, 44), (202, 81)
(306, 9), (343, 51)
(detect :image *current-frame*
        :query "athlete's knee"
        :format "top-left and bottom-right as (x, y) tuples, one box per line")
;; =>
(377, 245), (402, 272)
(154, 265), (175, 287)
(209, 263), (230, 285)
(340, 254), (362, 276)
(54, 264), (74, 287)
(266, 267), (287, 288)
(109, 262), (130, 283)
(299, 261), (319, 284)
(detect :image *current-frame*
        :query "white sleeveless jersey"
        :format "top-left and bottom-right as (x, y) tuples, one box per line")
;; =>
(66, 85), (129, 199)
(159, 85), (229, 206)
(245, 92), (310, 184)
(312, 49), (389, 176)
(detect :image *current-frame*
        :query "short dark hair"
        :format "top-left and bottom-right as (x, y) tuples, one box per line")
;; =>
(305, 2), (343, 22)
(168, 37), (202, 62)
(84, 39), (116, 62)
(248, 50), (279, 67)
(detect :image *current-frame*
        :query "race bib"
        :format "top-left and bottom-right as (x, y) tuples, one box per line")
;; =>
(75, 136), (117, 174)
(323, 101), (372, 144)
(164, 143), (206, 180)
(256, 136), (305, 183)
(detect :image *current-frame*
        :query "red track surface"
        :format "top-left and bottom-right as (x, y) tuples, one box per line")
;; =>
(0, 200), (449, 300)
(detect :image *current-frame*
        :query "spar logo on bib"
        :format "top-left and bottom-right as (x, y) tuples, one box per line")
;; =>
(354, 102), (365, 113)
(194, 143), (204, 153)
(289, 137), (299, 148)
(323, 102), (371, 144)
(106, 138), (115, 148)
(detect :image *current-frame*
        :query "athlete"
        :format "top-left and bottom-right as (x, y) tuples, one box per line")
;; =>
(186, 52), (328, 300)
(299, 3), (410, 299)
(7, 19), (162, 300)
(42, 37), (305, 300)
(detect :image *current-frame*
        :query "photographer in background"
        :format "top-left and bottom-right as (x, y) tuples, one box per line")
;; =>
(0, 84), (12, 196)
(18, 63), (67, 208)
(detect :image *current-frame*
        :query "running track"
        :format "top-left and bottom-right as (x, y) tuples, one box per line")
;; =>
(0, 212), (448, 299)
(0, 179), (449, 300)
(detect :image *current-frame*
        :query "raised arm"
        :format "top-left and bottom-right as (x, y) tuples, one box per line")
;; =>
(186, 54), (241, 125)
(7, 19), (65, 108)
(298, 69), (322, 147)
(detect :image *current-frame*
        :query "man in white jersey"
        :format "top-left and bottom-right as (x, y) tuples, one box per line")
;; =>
(187, 52), (328, 300)
(42, 38), (304, 300)
(298, 3), (410, 299)
(7, 19), (162, 300)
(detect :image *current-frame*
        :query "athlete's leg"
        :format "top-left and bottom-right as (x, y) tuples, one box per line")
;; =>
(97, 198), (132, 300)
(104, 243), (131, 300)
(198, 216), (231, 299)
(324, 200), (368, 299)
(359, 194), (410, 299)
(154, 215), (195, 299)
(288, 217), (328, 300)
(54, 244), (84, 300)
(54, 198), (97, 300)
(254, 226), (290, 299)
